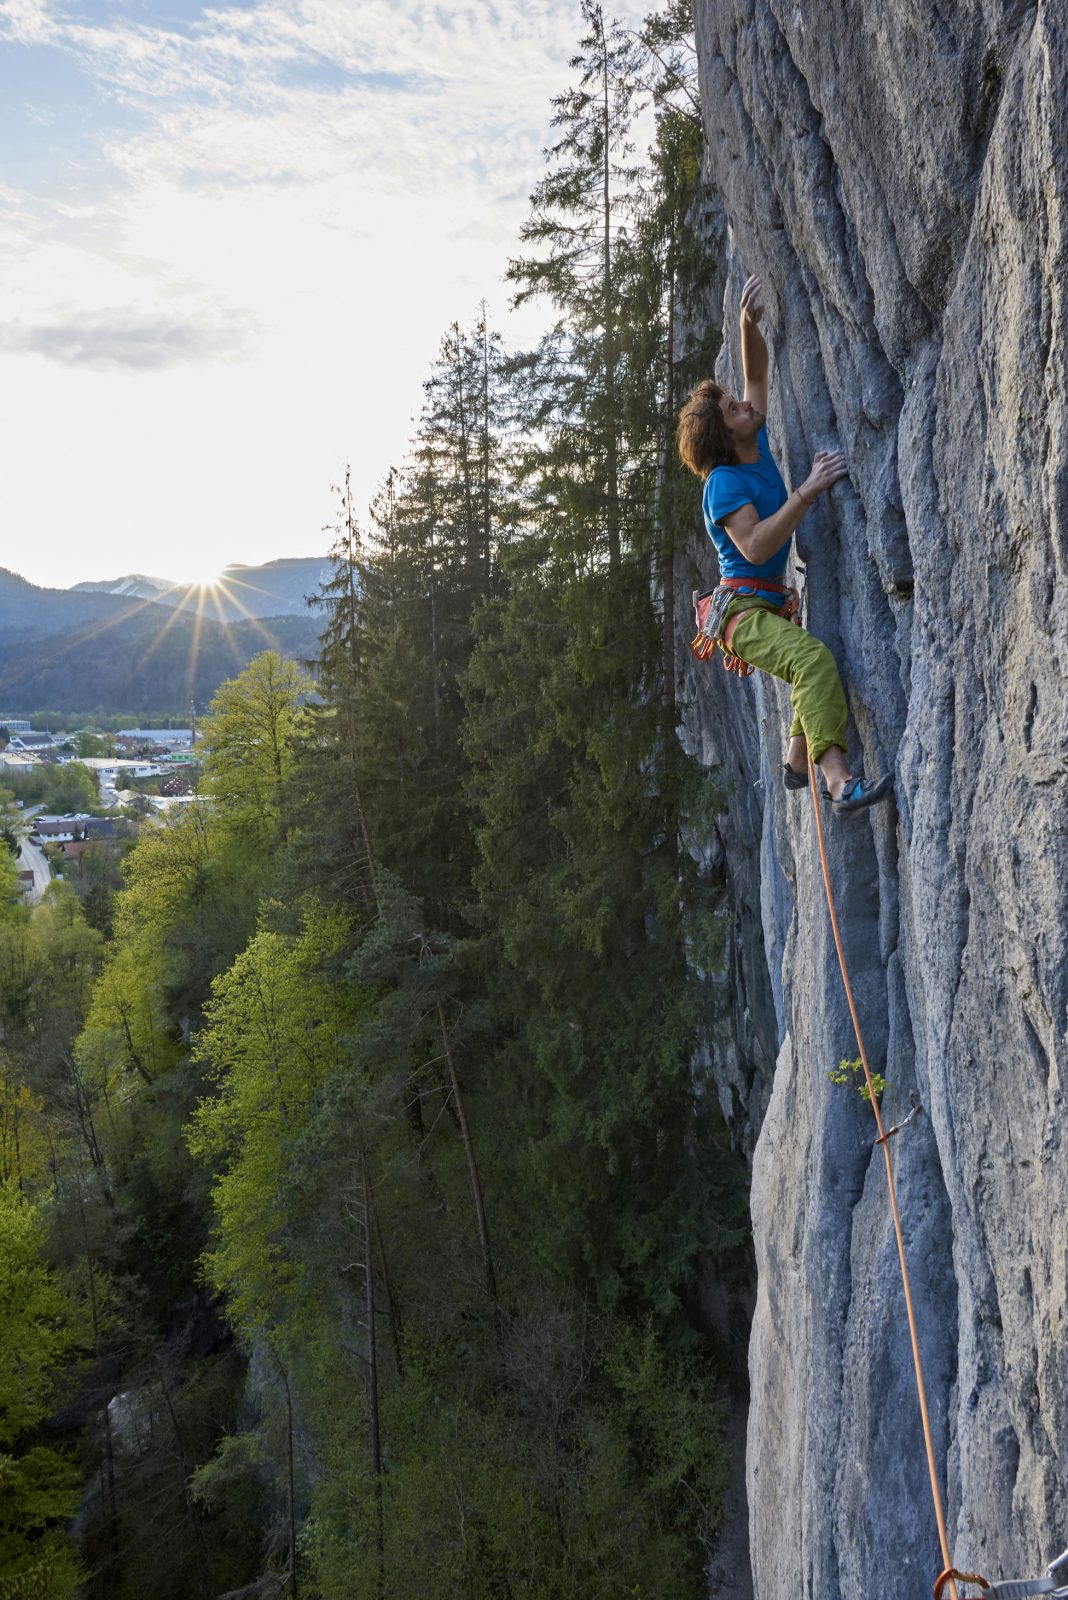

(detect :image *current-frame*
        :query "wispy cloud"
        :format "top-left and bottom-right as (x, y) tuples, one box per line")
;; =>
(0, 0), (56, 46)
(0, 301), (257, 369)
(4, 0), (590, 197)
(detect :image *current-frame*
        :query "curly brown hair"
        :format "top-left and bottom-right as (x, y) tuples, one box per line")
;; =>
(677, 380), (737, 479)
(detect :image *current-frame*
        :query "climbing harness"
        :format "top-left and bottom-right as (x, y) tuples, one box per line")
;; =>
(690, 576), (800, 676)
(933, 1550), (1068, 1598)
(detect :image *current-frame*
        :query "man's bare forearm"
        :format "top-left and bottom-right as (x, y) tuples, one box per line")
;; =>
(741, 313), (768, 384)
(725, 447), (846, 566)
(726, 489), (811, 566)
(745, 493), (807, 563)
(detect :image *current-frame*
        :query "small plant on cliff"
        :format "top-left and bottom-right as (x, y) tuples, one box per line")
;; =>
(828, 1056), (886, 1102)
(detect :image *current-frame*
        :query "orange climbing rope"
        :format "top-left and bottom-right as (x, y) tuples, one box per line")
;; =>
(806, 756), (961, 1600)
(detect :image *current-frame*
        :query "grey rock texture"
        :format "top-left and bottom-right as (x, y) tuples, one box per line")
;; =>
(684, 3), (1068, 1595)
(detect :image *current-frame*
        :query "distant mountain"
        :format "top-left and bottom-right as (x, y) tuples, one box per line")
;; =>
(71, 573), (177, 602)
(70, 556), (331, 621)
(0, 569), (323, 713)
(0, 567), (169, 638)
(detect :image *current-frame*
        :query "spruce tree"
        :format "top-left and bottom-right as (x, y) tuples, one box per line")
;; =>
(465, 0), (744, 1319)
(295, 312), (513, 930)
(507, 0), (644, 573)
(623, 0), (719, 720)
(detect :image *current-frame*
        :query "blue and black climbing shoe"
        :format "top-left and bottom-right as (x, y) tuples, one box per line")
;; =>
(831, 772), (894, 818)
(782, 763), (808, 791)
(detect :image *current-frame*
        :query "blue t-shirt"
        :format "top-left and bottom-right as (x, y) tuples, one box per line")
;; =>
(702, 425), (791, 601)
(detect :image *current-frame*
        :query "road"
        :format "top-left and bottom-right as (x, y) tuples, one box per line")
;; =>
(17, 835), (51, 904)
(13, 806), (48, 908)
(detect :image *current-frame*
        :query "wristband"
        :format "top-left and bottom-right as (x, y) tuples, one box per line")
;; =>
(795, 487), (814, 508)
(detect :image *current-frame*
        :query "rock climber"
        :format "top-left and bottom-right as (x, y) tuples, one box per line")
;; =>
(677, 272), (894, 817)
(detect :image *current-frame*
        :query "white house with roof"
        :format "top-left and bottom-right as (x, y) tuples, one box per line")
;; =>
(8, 732), (61, 753)
(76, 758), (163, 783)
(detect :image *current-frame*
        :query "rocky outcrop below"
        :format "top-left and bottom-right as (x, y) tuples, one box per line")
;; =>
(684, 3), (1068, 1595)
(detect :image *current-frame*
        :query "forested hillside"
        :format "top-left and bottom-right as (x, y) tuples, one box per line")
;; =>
(0, 609), (321, 715)
(0, 7), (749, 1596)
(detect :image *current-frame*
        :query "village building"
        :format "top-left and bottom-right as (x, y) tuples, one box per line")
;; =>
(33, 816), (118, 844)
(8, 731), (61, 753)
(116, 728), (196, 749)
(75, 758), (163, 782)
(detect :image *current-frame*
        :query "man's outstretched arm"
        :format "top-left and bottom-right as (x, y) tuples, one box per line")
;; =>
(740, 273), (768, 417)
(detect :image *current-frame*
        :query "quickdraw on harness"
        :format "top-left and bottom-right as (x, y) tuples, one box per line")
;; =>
(933, 1551), (1068, 1599)
(690, 575), (800, 677)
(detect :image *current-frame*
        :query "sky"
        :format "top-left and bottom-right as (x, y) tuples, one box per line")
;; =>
(1, 0), (652, 588)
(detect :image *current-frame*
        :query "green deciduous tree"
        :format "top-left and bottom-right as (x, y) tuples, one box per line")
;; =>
(200, 650), (310, 853)
(8, 762), (99, 815)
(188, 906), (367, 1339)
(0, 1187), (82, 1598)
(0, 788), (26, 857)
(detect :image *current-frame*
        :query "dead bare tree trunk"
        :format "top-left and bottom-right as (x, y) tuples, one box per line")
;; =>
(270, 1348), (299, 1600)
(370, 1180), (405, 1382)
(156, 1364), (213, 1599)
(361, 1168), (385, 1593)
(342, 1156), (385, 1589)
(660, 237), (678, 723)
(77, 1182), (118, 1533)
(478, 302), (493, 594)
(436, 1002), (498, 1310)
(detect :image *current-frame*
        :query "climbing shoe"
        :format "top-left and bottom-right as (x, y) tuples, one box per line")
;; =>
(782, 763), (808, 791)
(831, 772), (894, 818)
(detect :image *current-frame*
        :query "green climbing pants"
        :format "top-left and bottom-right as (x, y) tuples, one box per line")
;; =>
(726, 600), (848, 764)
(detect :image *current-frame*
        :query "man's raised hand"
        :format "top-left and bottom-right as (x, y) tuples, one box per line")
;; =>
(740, 273), (765, 325)
(801, 450), (848, 500)
(740, 274), (765, 323)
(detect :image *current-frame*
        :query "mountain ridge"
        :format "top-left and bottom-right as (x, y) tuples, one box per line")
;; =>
(69, 555), (331, 621)
(0, 566), (323, 712)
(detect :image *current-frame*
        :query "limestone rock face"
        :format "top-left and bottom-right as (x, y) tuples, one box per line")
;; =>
(685, 4), (1068, 1595)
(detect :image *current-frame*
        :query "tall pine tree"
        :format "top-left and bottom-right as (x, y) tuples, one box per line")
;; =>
(466, 0), (744, 1320)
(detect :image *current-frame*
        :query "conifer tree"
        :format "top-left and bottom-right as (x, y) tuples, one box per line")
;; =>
(296, 311), (512, 930)
(622, 0), (719, 720)
(507, 1), (643, 572)
(465, 0), (743, 1319)
(420, 310), (509, 598)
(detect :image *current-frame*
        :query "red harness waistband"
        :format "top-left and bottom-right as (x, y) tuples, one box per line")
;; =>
(690, 580), (801, 678)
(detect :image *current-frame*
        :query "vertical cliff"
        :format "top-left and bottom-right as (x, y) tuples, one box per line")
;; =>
(684, 4), (1068, 1594)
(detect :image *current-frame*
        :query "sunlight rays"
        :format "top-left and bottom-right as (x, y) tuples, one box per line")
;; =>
(30, 567), (310, 709)
(201, 571), (300, 654)
(128, 571), (289, 685)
